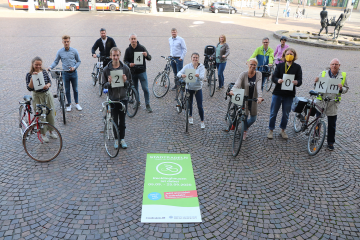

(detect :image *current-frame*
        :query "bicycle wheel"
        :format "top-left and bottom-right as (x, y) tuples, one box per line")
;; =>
(127, 87), (139, 118)
(265, 76), (273, 92)
(104, 119), (120, 158)
(307, 120), (326, 156)
(232, 118), (245, 157)
(153, 73), (170, 98)
(176, 88), (183, 113)
(23, 123), (62, 162)
(98, 82), (103, 97)
(19, 105), (29, 136)
(209, 70), (216, 97)
(185, 98), (189, 133)
(293, 113), (304, 133)
(60, 92), (66, 125)
(92, 64), (97, 86)
(225, 101), (236, 132)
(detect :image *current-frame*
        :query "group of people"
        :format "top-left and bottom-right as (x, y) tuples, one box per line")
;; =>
(25, 28), (348, 152)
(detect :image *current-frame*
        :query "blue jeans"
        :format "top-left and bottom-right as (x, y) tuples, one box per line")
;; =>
(216, 62), (226, 88)
(269, 95), (293, 130)
(171, 58), (183, 85)
(132, 72), (150, 105)
(257, 67), (268, 91)
(63, 71), (79, 104)
(244, 115), (257, 131)
(187, 89), (204, 121)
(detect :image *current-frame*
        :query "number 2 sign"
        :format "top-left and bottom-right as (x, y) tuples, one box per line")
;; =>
(134, 52), (143, 65)
(32, 72), (45, 91)
(111, 70), (124, 88)
(231, 89), (245, 105)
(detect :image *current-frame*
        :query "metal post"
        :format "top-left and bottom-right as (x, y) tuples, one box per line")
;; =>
(275, 0), (280, 24)
(13, 5), (15, 10)
(254, 10), (255, 16)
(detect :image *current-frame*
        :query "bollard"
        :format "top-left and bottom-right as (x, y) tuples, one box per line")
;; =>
(43, 6), (45, 11)
(174, 7), (175, 12)
(254, 11), (255, 16)
(132, 5), (134, 12)
(229, 9), (230, 14)
(13, 5), (15, 10)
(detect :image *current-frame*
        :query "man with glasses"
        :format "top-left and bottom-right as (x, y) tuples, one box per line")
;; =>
(169, 28), (187, 90)
(314, 58), (349, 151)
(274, 36), (289, 65)
(248, 37), (274, 91)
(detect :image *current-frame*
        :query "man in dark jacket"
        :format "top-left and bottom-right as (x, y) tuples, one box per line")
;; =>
(123, 33), (153, 113)
(91, 28), (117, 67)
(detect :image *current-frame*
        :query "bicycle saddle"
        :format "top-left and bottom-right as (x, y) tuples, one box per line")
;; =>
(23, 95), (32, 103)
(309, 90), (319, 96)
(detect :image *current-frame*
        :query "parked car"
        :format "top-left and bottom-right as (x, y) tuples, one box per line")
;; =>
(209, 2), (237, 14)
(157, 1), (188, 12)
(183, 1), (205, 9)
(262, 1), (274, 7)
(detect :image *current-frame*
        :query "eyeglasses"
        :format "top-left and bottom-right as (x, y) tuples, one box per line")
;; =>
(330, 64), (339, 66)
(249, 64), (257, 66)
(263, 42), (269, 44)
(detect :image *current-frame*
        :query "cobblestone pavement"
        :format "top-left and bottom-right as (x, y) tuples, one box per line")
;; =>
(0, 11), (359, 240)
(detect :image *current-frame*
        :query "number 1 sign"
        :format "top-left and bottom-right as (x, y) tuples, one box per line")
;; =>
(111, 70), (124, 88)
(231, 89), (245, 105)
(185, 69), (196, 83)
(32, 72), (45, 91)
(134, 52), (143, 65)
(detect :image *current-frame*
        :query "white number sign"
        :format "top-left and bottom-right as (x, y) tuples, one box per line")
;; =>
(134, 52), (143, 65)
(32, 72), (45, 91)
(314, 77), (329, 93)
(231, 89), (245, 105)
(327, 78), (342, 94)
(185, 69), (196, 83)
(111, 70), (124, 88)
(281, 74), (295, 91)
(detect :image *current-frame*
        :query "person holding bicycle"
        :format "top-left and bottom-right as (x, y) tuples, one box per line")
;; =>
(26, 56), (57, 143)
(102, 47), (132, 149)
(248, 37), (274, 91)
(314, 58), (349, 151)
(268, 48), (302, 140)
(177, 52), (206, 129)
(212, 34), (230, 90)
(169, 28), (187, 90)
(229, 58), (264, 140)
(49, 35), (82, 112)
(274, 36), (289, 65)
(123, 33), (153, 113)
(91, 28), (117, 68)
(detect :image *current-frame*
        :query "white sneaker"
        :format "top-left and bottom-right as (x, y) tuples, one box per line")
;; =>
(75, 104), (82, 111)
(201, 122), (205, 129)
(42, 135), (49, 143)
(189, 117), (193, 125)
(49, 132), (58, 139)
(66, 105), (72, 112)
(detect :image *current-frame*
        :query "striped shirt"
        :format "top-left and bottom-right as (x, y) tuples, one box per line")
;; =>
(26, 70), (52, 93)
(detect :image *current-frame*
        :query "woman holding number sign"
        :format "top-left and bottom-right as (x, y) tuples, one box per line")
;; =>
(177, 53), (206, 129)
(25, 56), (57, 143)
(102, 47), (132, 149)
(268, 48), (302, 139)
(229, 58), (264, 140)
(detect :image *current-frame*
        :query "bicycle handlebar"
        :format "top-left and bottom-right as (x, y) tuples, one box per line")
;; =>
(35, 104), (51, 116)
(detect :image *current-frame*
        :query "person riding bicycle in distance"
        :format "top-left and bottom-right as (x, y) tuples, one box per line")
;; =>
(314, 58), (349, 151)
(248, 37), (274, 91)
(91, 28), (117, 68)
(102, 47), (132, 149)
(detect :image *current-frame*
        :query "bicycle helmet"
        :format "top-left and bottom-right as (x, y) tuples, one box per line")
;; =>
(280, 36), (287, 42)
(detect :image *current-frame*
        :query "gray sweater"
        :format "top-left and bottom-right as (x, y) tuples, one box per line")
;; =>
(177, 62), (205, 91)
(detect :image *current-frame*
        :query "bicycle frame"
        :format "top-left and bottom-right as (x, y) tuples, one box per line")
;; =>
(301, 97), (329, 131)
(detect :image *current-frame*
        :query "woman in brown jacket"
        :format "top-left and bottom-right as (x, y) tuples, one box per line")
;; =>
(230, 58), (264, 140)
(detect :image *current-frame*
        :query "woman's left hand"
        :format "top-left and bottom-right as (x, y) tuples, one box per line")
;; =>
(222, 55), (226, 58)
(43, 84), (50, 90)
(195, 74), (199, 77)
(257, 97), (264, 104)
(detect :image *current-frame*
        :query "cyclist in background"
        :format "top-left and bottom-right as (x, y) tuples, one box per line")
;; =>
(91, 28), (117, 68)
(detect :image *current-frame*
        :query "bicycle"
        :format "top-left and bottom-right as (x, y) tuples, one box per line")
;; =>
(293, 90), (333, 156)
(175, 78), (190, 133)
(91, 55), (111, 97)
(152, 56), (176, 98)
(19, 95), (62, 162)
(126, 78), (139, 118)
(204, 55), (217, 97)
(258, 64), (274, 92)
(49, 68), (71, 124)
(101, 89), (126, 158)
(225, 90), (257, 157)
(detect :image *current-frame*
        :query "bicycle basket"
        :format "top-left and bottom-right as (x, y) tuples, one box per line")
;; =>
(204, 45), (216, 56)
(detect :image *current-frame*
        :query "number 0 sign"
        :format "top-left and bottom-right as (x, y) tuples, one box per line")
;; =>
(111, 70), (124, 88)
(281, 74), (295, 91)
(185, 69), (196, 83)
(231, 89), (245, 105)
(134, 52), (143, 65)
(32, 72), (45, 91)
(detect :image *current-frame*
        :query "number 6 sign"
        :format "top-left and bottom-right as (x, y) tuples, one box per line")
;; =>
(134, 52), (143, 65)
(185, 69), (196, 83)
(111, 70), (124, 88)
(231, 89), (245, 105)
(32, 72), (45, 91)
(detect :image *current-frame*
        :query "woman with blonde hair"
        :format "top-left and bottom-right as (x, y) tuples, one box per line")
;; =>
(25, 56), (57, 142)
(212, 34), (230, 90)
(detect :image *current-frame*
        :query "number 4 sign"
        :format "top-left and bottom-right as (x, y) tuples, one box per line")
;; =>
(231, 89), (245, 105)
(32, 72), (45, 91)
(185, 69), (196, 83)
(111, 70), (124, 88)
(134, 52), (143, 65)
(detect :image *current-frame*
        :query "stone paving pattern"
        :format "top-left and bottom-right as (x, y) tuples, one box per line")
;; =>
(0, 10), (359, 240)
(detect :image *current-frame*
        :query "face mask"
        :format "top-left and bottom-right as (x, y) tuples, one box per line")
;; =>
(285, 55), (294, 62)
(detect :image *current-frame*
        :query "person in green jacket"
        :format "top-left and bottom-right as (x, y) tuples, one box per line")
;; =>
(248, 37), (274, 91)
